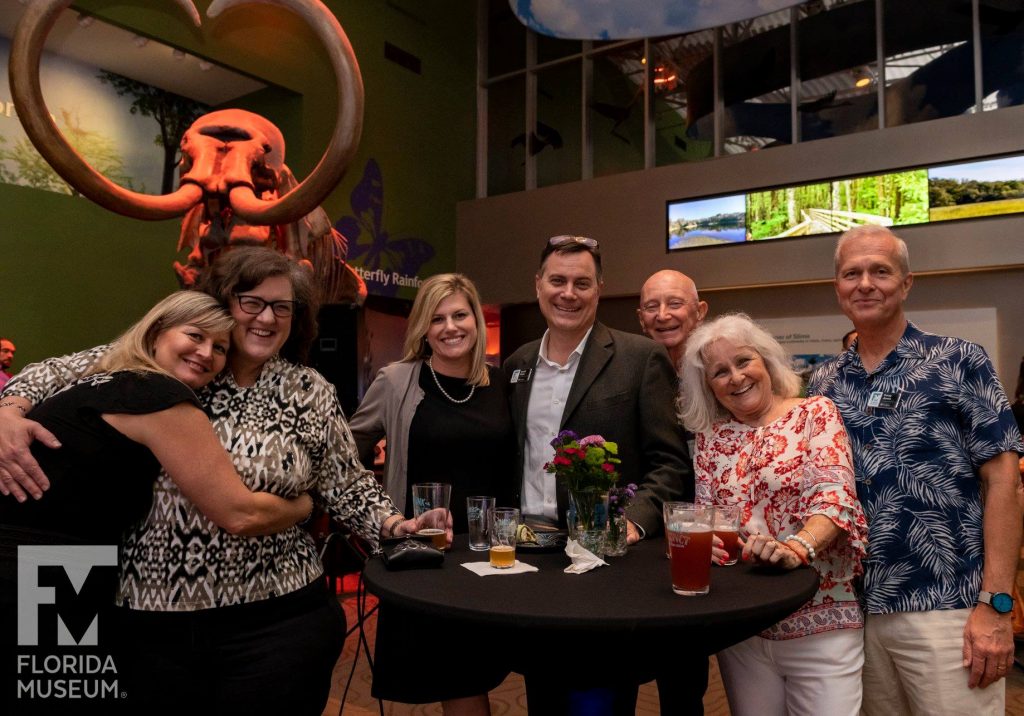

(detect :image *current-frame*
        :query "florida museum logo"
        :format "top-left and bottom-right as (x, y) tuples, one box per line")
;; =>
(14, 545), (122, 701)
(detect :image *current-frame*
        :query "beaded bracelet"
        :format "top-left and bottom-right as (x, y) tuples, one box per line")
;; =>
(783, 534), (816, 561)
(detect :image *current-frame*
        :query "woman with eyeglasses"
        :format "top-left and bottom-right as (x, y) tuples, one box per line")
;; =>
(349, 273), (515, 715)
(0, 248), (426, 715)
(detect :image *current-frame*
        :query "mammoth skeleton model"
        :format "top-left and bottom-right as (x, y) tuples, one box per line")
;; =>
(9, 0), (367, 304)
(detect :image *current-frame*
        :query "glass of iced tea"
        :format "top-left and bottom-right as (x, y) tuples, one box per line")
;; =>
(411, 483), (451, 550)
(712, 504), (741, 566)
(489, 507), (519, 569)
(664, 503), (713, 596)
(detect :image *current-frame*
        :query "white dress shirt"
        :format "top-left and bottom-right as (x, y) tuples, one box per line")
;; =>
(521, 327), (593, 520)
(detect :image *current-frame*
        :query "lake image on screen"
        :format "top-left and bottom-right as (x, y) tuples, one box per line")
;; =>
(668, 195), (747, 250)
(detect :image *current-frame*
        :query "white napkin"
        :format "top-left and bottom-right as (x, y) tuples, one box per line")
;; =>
(563, 539), (608, 574)
(461, 560), (539, 576)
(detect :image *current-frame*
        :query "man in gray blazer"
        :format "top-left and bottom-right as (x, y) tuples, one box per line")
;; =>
(504, 236), (691, 540)
(503, 236), (691, 714)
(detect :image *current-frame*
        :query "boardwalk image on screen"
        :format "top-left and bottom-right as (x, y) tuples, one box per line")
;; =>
(746, 170), (928, 241)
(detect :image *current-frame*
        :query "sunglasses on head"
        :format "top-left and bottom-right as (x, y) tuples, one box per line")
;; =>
(548, 235), (599, 249)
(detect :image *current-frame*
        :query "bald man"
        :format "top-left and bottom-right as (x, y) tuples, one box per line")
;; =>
(638, 270), (710, 716)
(637, 270), (708, 371)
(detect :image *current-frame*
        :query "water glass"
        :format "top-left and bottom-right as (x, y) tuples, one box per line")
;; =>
(466, 496), (495, 552)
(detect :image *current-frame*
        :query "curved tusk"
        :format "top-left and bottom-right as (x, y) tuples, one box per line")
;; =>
(209, 0), (363, 226)
(9, 0), (203, 220)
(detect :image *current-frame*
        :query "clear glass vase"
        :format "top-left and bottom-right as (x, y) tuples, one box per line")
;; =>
(604, 514), (628, 557)
(568, 489), (609, 556)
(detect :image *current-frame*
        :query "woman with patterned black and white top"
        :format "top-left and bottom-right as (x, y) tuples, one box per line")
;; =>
(679, 313), (868, 716)
(0, 248), (428, 715)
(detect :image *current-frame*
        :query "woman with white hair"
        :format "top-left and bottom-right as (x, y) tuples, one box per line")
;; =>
(679, 312), (867, 716)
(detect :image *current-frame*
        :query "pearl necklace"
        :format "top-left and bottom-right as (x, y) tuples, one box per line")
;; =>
(427, 357), (475, 404)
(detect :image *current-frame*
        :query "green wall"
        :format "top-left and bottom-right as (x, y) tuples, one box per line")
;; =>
(1, 0), (476, 368)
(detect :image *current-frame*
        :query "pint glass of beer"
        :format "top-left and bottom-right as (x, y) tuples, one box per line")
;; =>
(665, 503), (713, 596)
(411, 483), (451, 550)
(662, 501), (692, 559)
(712, 504), (741, 566)
(490, 507), (519, 569)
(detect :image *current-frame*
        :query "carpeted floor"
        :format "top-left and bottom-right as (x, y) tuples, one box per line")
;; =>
(321, 581), (1024, 715)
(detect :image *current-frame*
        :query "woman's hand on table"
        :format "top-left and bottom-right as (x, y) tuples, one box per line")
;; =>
(711, 534), (730, 565)
(740, 532), (803, 569)
(384, 508), (454, 548)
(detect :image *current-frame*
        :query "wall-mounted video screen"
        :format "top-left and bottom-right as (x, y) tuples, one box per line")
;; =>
(667, 194), (746, 249)
(666, 153), (1024, 251)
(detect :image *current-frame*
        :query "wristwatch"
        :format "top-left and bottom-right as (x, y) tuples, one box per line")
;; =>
(977, 590), (1015, 614)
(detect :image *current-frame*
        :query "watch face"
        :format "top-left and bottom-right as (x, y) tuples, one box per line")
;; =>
(992, 592), (1014, 614)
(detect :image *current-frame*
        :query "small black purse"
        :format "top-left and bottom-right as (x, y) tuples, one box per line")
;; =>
(380, 535), (444, 571)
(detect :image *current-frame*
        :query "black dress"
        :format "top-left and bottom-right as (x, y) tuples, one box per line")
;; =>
(406, 364), (517, 533)
(373, 364), (516, 703)
(0, 371), (197, 716)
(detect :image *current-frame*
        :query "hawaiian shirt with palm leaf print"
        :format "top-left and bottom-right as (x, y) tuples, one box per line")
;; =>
(808, 322), (1023, 614)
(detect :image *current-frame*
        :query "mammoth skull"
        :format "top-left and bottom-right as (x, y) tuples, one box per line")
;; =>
(9, 0), (367, 304)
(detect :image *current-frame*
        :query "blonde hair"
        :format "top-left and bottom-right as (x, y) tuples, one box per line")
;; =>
(402, 274), (490, 387)
(678, 313), (802, 433)
(92, 292), (234, 378)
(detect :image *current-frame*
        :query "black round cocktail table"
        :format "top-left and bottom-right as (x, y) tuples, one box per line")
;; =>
(363, 535), (818, 688)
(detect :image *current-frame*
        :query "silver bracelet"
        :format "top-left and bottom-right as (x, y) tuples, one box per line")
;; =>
(783, 534), (816, 561)
(798, 528), (819, 546)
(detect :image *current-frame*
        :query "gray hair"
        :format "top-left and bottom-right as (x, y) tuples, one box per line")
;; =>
(834, 225), (910, 276)
(678, 313), (802, 433)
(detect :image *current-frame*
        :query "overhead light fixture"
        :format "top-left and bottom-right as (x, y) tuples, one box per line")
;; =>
(172, 49), (186, 60)
(198, 61), (213, 72)
(132, 35), (149, 48)
(653, 64), (678, 92)
(76, 13), (95, 28)
(852, 66), (873, 88)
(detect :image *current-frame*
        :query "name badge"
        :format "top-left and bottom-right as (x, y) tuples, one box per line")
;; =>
(510, 368), (533, 384)
(867, 390), (901, 410)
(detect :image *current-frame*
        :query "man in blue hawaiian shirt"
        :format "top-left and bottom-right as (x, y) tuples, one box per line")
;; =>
(808, 225), (1023, 715)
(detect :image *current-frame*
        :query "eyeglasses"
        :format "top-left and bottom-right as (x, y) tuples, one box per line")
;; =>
(548, 235), (599, 249)
(234, 294), (297, 318)
(640, 299), (690, 315)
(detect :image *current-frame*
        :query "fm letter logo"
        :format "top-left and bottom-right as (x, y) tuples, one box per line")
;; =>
(17, 546), (118, 646)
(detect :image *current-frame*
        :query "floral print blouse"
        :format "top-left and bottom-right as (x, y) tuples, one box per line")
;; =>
(695, 395), (868, 640)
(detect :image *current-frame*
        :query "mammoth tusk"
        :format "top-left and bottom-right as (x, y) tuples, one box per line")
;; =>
(9, 0), (204, 220)
(209, 0), (364, 226)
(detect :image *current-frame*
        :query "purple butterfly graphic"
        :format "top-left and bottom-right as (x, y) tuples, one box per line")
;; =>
(334, 159), (435, 297)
